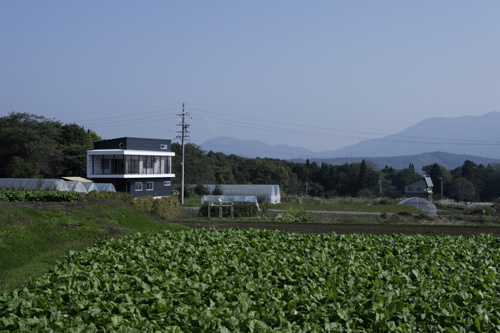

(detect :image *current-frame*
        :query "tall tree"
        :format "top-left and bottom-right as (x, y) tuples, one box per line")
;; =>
(449, 177), (476, 202)
(0, 112), (62, 177)
(357, 159), (369, 191)
(171, 143), (215, 185)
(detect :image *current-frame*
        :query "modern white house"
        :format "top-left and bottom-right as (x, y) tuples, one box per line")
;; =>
(87, 137), (175, 198)
(404, 176), (434, 200)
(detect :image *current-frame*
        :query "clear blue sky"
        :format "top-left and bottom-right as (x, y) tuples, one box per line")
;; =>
(1, 1), (499, 153)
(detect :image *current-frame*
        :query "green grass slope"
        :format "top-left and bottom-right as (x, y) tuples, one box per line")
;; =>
(0, 200), (188, 293)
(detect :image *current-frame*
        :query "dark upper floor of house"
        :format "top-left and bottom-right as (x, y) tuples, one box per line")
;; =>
(94, 137), (172, 152)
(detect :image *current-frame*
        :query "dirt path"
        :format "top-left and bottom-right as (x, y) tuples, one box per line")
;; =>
(174, 222), (500, 237)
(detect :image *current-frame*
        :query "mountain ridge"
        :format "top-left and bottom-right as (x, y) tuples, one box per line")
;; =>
(201, 112), (500, 161)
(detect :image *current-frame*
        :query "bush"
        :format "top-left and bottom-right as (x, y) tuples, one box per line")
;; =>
(198, 202), (259, 218)
(0, 190), (84, 202)
(134, 196), (155, 212)
(86, 190), (134, 204)
(194, 184), (210, 196)
(280, 212), (295, 222)
(152, 196), (181, 219)
(377, 198), (392, 205)
(212, 185), (223, 195)
(133, 196), (181, 219)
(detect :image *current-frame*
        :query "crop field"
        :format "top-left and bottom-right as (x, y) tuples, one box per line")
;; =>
(2, 228), (500, 332)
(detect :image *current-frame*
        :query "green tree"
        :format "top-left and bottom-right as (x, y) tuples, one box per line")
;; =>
(449, 177), (476, 202)
(0, 112), (62, 178)
(5, 156), (41, 178)
(357, 159), (369, 191)
(171, 143), (215, 185)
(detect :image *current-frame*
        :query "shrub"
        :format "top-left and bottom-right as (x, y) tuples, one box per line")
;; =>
(280, 212), (295, 222)
(134, 196), (155, 212)
(86, 190), (134, 204)
(377, 198), (392, 205)
(0, 190), (84, 202)
(133, 196), (181, 219)
(194, 184), (210, 196)
(212, 185), (223, 195)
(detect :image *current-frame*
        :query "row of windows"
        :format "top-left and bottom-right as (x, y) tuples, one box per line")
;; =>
(89, 155), (172, 175)
(134, 181), (171, 191)
(407, 187), (423, 191)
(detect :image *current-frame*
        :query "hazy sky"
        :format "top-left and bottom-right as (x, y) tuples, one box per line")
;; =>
(1, 1), (499, 153)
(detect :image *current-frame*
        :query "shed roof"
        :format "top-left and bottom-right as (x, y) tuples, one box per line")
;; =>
(62, 177), (93, 182)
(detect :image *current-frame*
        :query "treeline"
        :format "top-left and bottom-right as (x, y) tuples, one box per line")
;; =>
(172, 143), (500, 202)
(2, 112), (500, 202)
(0, 112), (101, 179)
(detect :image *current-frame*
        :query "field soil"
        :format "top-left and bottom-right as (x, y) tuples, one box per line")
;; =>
(175, 221), (500, 237)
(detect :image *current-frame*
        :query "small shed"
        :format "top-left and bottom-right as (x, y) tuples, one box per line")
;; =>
(61, 176), (93, 183)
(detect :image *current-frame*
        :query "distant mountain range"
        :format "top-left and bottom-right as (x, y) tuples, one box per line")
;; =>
(200, 112), (500, 170)
(293, 152), (500, 172)
(325, 111), (500, 159)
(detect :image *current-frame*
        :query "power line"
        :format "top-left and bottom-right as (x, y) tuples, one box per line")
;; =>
(71, 107), (181, 123)
(188, 103), (500, 131)
(191, 113), (500, 146)
(44, 103), (182, 117)
(83, 114), (179, 128)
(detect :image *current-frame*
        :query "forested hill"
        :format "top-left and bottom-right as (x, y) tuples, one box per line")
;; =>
(293, 152), (500, 173)
(3, 112), (500, 202)
(171, 142), (500, 202)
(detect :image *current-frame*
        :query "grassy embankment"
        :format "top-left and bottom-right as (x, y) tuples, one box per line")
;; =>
(0, 200), (188, 293)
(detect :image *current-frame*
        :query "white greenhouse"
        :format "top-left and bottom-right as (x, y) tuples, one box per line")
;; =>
(0, 178), (117, 195)
(94, 183), (116, 193)
(64, 181), (88, 194)
(201, 195), (260, 209)
(80, 182), (98, 193)
(398, 197), (437, 215)
(190, 184), (280, 204)
(0, 178), (70, 192)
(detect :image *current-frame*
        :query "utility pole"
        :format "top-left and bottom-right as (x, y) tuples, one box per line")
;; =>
(176, 102), (190, 205)
(378, 176), (382, 195)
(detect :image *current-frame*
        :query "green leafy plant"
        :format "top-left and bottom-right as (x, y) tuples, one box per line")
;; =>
(0, 190), (85, 202)
(2, 230), (500, 331)
(86, 190), (134, 204)
(133, 196), (180, 219)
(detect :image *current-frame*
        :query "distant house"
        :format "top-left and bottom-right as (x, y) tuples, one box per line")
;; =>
(87, 137), (175, 198)
(404, 176), (434, 201)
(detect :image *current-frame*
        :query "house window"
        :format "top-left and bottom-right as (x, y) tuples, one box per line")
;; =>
(146, 182), (154, 191)
(408, 187), (413, 191)
(417, 187), (423, 191)
(135, 182), (143, 191)
(164, 181), (171, 186)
